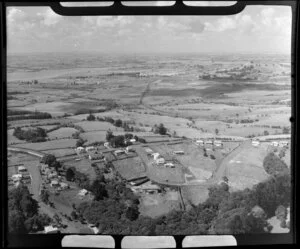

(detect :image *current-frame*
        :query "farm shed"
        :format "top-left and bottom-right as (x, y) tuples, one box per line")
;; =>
(140, 184), (161, 194)
(214, 140), (223, 147)
(271, 141), (279, 147)
(89, 153), (104, 160)
(130, 139), (136, 143)
(174, 150), (184, 155)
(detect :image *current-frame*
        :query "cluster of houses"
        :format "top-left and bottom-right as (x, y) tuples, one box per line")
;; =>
(40, 163), (69, 192)
(145, 147), (176, 168)
(195, 139), (223, 147)
(270, 140), (289, 147)
(114, 146), (135, 157)
(9, 165), (31, 188)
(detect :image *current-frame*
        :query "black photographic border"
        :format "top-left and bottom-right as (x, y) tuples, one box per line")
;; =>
(1, 0), (298, 248)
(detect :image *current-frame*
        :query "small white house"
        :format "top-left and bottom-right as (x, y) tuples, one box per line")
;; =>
(86, 146), (96, 152)
(164, 162), (175, 168)
(104, 142), (110, 148)
(44, 225), (59, 234)
(271, 141), (279, 147)
(129, 138), (136, 143)
(78, 189), (88, 197)
(214, 140), (223, 147)
(50, 180), (60, 187)
(60, 182), (69, 189)
(252, 140), (260, 147)
(89, 152), (104, 160)
(279, 141), (289, 147)
(156, 158), (165, 164)
(11, 174), (22, 181)
(145, 148), (154, 154)
(114, 150), (125, 156)
(76, 146), (85, 154)
(152, 152), (160, 160)
(18, 166), (27, 173)
(48, 172), (58, 179)
(196, 140), (204, 145)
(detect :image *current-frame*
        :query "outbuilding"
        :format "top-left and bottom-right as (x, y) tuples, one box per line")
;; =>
(18, 166), (27, 173)
(86, 146), (96, 152)
(156, 158), (165, 165)
(152, 153), (160, 160)
(78, 189), (88, 197)
(50, 180), (60, 187)
(44, 225), (59, 234)
(252, 140), (260, 147)
(114, 150), (125, 156)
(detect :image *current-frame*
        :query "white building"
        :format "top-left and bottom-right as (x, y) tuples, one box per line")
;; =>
(11, 174), (22, 181)
(78, 189), (88, 197)
(76, 146), (85, 153)
(104, 142), (110, 148)
(173, 151), (184, 155)
(50, 180), (60, 187)
(129, 139), (136, 143)
(279, 141), (289, 147)
(196, 140), (204, 145)
(60, 182), (69, 189)
(152, 152), (160, 160)
(18, 166), (27, 173)
(164, 162), (175, 168)
(44, 225), (59, 234)
(271, 141), (279, 147)
(156, 158), (165, 165)
(114, 150), (125, 156)
(145, 148), (153, 154)
(126, 146), (135, 153)
(214, 140), (223, 147)
(252, 140), (260, 147)
(86, 146), (96, 152)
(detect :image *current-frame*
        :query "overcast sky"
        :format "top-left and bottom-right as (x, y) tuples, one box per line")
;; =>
(6, 3), (291, 54)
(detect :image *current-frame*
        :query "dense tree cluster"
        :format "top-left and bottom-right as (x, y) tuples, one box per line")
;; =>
(152, 123), (168, 135)
(8, 110), (52, 121)
(13, 127), (47, 142)
(73, 172), (290, 235)
(87, 113), (96, 121)
(106, 130), (145, 147)
(263, 152), (289, 176)
(40, 154), (62, 171)
(8, 185), (52, 233)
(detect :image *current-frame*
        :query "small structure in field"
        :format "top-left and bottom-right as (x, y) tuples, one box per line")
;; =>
(89, 152), (104, 160)
(214, 140), (223, 147)
(271, 141), (279, 147)
(114, 149), (125, 156)
(78, 189), (89, 197)
(18, 166), (27, 174)
(88, 224), (99, 234)
(140, 184), (161, 194)
(279, 141), (289, 147)
(205, 140), (213, 145)
(252, 140), (260, 147)
(152, 152), (160, 160)
(60, 182), (69, 189)
(11, 174), (23, 182)
(44, 225), (59, 234)
(126, 146), (135, 153)
(86, 146), (96, 152)
(104, 142), (110, 148)
(164, 162), (175, 168)
(196, 140), (204, 145)
(130, 138), (136, 143)
(156, 158), (165, 165)
(50, 180), (60, 187)
(174, 150), (184, 155)
(145, 148), (153, 154)
(76, 146), (85, 154)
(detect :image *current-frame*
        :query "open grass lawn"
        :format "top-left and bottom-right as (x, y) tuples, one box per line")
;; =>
(64, 158), (96, 183)
(14, 138), (77, 151)
(226, 143), (270, 191)
(139, 190), (181, 218)
(181, 185), (210, 207)
(41, 148), (76, 158)
(113, 157), (146, 180)
(48, 127), (77, 139)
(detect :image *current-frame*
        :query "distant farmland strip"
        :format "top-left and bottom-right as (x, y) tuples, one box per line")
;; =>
(7, 109), (52, 121)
